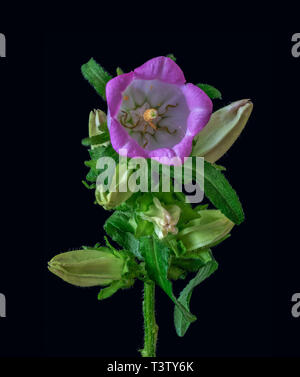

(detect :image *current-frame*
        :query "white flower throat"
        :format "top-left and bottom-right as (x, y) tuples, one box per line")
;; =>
(117, 79), (190, 151)
(119, 102), (178, 149)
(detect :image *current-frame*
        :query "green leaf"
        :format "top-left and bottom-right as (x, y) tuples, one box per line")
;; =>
(174, 258), (218, 337)
(116, 67), (124, 75)
(86, 166), (99, 183)
(212, 163), (226, 171)
(105, 211), (135, 234)
(204, 161), (244, 225)
(84, 144), (120, 183)
(165, 238), (187, 257)
(92, 144), (119, 164)
(84, 159), (97, 169)
(81, 180), (96, 190)
(166, 53), (176, 61)
(81, 58), (112, 101)
(98, 277), (135, 300)
(168, 265), (186, 280)
(81, 133), (110, 147)
(168, 156), (243, 224)
(98, 120), (108, 133)
(196, 83), (222, 99)
(98, 280), (125, 300)
(88, 145), (107, 160)
(140, 236), (196, 324)
(135, 218), (154, 238)
(104, 211), (142, 259)
(97, 248), (138, 300)
(171, 249), (212, 273)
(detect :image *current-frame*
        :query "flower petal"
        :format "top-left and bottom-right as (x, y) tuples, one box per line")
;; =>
(106, 59), (213, 166)
(109, 117), (147, 158)
(172, 134), (194, 160)
(169, 109), (213, 162)
(148, 148), (182, 166)
(186, 108), (212, 136)
(106, 72), (134, 117)
(182, 83), (213, 113)
(134, 57), (186, 85)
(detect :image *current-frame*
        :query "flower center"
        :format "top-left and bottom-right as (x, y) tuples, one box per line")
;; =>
(118, 102), (180, 149)
(143, 108), (158, 122)
(143, 108), (158, 131)
(117, 79), (190, 151)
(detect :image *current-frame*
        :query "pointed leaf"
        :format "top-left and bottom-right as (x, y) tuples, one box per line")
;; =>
(81, 133), (110, 147)
(204, 161), (244, 225)
(81, 58), (112, 101)
(98, 279), (134, 300)
(174, 259), (218, 337)
(196, 83), (222, 99)
(104, 211), (142, 259)
(116, 67), (124, 75)
(166, 53), (177, 62)
(98, 280), (126, 300)
(171, 249), (212, 273)
(140, 236), (196, 324)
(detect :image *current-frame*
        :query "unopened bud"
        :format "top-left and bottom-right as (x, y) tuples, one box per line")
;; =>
(48, 248), (124, 287)
(95, 162), (134, 210)
(192, 99), (253, 163)
(89, 109), (108, 149)
(177, 210), (234, 251)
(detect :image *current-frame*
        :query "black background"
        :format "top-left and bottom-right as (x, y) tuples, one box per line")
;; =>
(0, 31), (298, 360)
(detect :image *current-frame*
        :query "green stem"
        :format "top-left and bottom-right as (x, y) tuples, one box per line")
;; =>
(140, 280), (158, 357)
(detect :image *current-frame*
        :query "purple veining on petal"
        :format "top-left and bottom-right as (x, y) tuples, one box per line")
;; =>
(109, 118), (148, 158)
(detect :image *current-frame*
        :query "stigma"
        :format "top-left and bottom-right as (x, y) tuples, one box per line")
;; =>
(143, 108), (158, 122)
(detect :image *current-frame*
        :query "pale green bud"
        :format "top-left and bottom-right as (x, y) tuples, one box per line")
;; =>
(95, 162), (134, 210)
(141, 197), (181, 239)
(192, 99), (253, 163)
(89, 109), (108, 149)
(177, 210), (234, 252)
(48, 248), (124, 287)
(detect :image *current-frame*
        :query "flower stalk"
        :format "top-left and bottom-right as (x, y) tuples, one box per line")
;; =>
(141, 280), (159, 357)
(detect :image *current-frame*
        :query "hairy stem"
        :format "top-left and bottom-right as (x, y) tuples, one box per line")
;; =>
(140, 280), (158, 357)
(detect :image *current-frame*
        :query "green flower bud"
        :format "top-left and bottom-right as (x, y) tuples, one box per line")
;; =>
(192, 99), (253, 163)
(48, 248), (125, 287)
(95, 162), (134, 210)
(89, 109), (108, 149)
(141, 197), (181, 239)
(177, 210), (234, 252)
